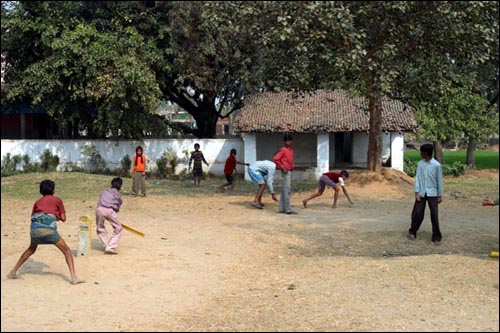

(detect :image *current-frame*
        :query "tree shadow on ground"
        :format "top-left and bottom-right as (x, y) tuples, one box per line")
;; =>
(283, 228), (499, 259)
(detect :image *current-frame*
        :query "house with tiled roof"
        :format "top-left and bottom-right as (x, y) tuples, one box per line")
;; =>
(233, 89), (418, 179)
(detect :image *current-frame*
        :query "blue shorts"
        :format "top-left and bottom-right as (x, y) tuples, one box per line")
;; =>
(248, 167), (265, 186)
(30, 213), (61, 245)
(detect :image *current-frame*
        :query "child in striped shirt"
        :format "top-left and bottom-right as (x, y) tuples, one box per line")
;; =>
(188, 143), (209, 187)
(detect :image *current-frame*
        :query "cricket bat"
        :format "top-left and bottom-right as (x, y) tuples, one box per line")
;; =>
(121, 223), (145, 237)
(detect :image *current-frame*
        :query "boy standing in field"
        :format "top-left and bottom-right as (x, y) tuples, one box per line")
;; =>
(7, 179), (84, 285)
(220, 148), (249, 192)
(189, 143), (209, 187)
(273, 133), (297, 214)
(130, 146), (147, 196)
(302, 170), (354, 208)
(96, 177), (123, 254)
(407, 143), (444, 245)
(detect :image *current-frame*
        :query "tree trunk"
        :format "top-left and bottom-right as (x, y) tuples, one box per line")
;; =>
(165, 87), (221, 138)
(466, 137), (476, 168)
(192, 103), (219, 138)
(367, 93), (382, 172)
(433, 140), (444, 164)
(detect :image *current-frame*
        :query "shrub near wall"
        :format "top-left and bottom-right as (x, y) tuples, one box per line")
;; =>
(1, 153), (22, 177)
(40, 149), (60, 172)
(1, 149), (59, 177)
(119, 154), (132, 177)
(404, 158), (468, 177)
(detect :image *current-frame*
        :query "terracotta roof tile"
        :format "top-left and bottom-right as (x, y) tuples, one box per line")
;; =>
(233, 89), (418, 133)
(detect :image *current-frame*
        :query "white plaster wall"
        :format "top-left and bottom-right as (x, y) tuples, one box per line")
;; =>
(1, 139), (244, 175)
(255, 133), (316, 167)
(1, 132), (407, 177)
(316, 133), (329, 178)
(391, 132), (405, 171)
(243, 133), (256, 181)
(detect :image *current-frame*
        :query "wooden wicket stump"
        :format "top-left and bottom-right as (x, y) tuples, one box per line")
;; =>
(77, 215), (92, 256)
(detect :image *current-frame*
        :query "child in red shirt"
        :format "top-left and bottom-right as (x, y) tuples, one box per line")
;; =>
(302, 170), (354, 208)
(7, 179), (84, 285)
(219, 149), (249, 192)
(273, 133), (296, 214)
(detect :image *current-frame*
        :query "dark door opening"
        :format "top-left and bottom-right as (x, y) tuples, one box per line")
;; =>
(334, 132), (352, 163)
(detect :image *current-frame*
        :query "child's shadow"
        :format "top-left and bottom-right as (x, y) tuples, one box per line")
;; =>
(18, 258), (70, 283)
(91, 239), (105, 252)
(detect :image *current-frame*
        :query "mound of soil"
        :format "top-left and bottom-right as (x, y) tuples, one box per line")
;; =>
(350, 168), (414, 187)
(347, 168), (414, 198)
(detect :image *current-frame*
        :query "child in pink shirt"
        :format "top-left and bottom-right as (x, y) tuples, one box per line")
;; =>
(96, 177), (123, 254)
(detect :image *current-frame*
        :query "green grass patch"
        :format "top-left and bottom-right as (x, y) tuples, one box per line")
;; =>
(0, 172), (124, 201)
(0, 172), (261, 200)
(445, 173), (499, 201)
(404, 150), (499, 169)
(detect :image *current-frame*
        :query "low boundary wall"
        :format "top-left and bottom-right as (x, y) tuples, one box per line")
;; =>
(0, 138), (245, 175)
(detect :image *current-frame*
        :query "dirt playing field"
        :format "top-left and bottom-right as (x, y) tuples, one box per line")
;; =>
(1, 169), (499, 332)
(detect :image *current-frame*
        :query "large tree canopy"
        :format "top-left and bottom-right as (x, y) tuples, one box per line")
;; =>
(2, 1), (290, 138)
(238, 1), (499, 171)
(1, 1), (168, 138)
(2, 1), (498, 164)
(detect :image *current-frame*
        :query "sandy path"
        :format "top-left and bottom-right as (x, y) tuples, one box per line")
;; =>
(1, 174), (498, 332)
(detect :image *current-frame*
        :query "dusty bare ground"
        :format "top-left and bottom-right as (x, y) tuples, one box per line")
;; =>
(1, 170), (499, 332)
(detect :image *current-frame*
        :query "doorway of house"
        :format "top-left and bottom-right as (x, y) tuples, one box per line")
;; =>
(334, 132), (352, 163)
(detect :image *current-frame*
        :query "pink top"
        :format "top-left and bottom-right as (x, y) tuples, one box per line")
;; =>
(273, 146), (294, 171)
(97, 188), (122, 212)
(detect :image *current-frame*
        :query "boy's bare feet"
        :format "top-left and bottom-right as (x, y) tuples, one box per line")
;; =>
(250, 202), (263, 209)
(7, 271), (21, 279)
(71, 279), (85, 285)
(302, 200), (307, 208)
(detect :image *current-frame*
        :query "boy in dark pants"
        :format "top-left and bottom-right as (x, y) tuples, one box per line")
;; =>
(407, 144), (444, 245)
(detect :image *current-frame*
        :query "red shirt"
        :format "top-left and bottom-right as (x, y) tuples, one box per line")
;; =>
(273, 146), (294, 171)
(324, 172), (343, 183)
(224, 155), (237, 175)
(32, 195), (66, 220)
